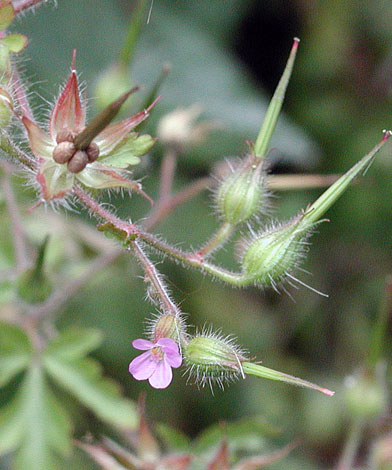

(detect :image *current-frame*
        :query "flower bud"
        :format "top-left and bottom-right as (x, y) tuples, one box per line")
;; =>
(241, 215), (311, 287)
(86, 142), (100, 162)
(343, 370), (387, 421)
(216, 154), (266, 225)
(184, 332), (247, 388)
(148, 312), (187, 345)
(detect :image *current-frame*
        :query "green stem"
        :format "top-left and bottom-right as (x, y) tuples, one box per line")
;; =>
(253, 38), (299, 160)
(368, 275), (392, 369)
(197, 222), (234, 257)
(242, 362), (335, 396)
(336, 417), (364, 470)
(119, 0), (148, 67)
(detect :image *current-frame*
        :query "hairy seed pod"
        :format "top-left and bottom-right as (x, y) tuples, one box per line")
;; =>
(216, 154), (266, 225)
(53, 141), (76, 164)
(184, 332), (247, 388)
(67, 150), (89, 173)
(56, 128), (76, 143)
(241, 216), (311, 287)
(86, 142), (100, 162)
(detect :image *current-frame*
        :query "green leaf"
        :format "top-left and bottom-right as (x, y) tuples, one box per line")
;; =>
(45, 327), (103, 361)
(192, 416), (280, 456)
(100, 133), (155, 168)
(43, 355), (137, 430)
(155, 423), (191, 452)
(1, 33), (28, 53)
(0, 364), (72, 469)
(0, 4), (14, 31)
(0, 322), (32, 387)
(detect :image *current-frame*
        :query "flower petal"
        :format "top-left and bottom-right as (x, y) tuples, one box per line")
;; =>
(148, 359), (173, 389)
(165, 349), (182, 369)
(37, 159), (74, 202)
(22, 117), (54, 159)
(132, 339), (154, 350)
(94, 109), (150, 156)
(157, 337), (179, 353)
(50, 68), (85, 139)
(129, 351), (156, 381)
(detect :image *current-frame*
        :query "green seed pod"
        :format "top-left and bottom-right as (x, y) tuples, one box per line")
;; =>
(241, 215), (311, 288)
(184, 331), (247, 389)
(216, 154), (266, 225)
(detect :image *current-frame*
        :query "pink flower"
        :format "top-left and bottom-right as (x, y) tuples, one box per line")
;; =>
(19, 51), (156, 206)
(129, 338), (182, 389)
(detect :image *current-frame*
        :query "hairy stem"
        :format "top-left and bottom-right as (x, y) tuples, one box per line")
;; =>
(0, 133), (36, 170)
(131, 240), (180, 316)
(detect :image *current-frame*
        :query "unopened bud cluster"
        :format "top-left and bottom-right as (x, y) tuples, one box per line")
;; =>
(53, 128), (100, 173)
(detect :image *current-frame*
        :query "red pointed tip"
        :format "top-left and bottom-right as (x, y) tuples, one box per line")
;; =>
(146, 95), (161, 113)
(292, 37), (300, 51)
(322, 388), (335, 397)
(71, 49), (77, 71)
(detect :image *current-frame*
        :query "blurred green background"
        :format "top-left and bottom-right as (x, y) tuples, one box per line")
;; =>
(2, 0), (392, 468)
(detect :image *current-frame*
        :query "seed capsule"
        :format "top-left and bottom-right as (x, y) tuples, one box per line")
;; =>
(67, 150), (89, 173)
(53, 141), (75, 164)
(241, 216), (310, 287)
(184, 332), (247, 388)
(216, 154), (266, 225)
(86, 142), (100, 162)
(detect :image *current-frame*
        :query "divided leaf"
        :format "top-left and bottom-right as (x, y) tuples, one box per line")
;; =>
(43, 328), (137, 430)
(0, 322), (32, 387)
(0, 364), (72, 470)
(99, 133), (155, 168)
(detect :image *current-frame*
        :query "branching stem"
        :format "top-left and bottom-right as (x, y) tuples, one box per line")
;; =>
(74, 186), (246, 286)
